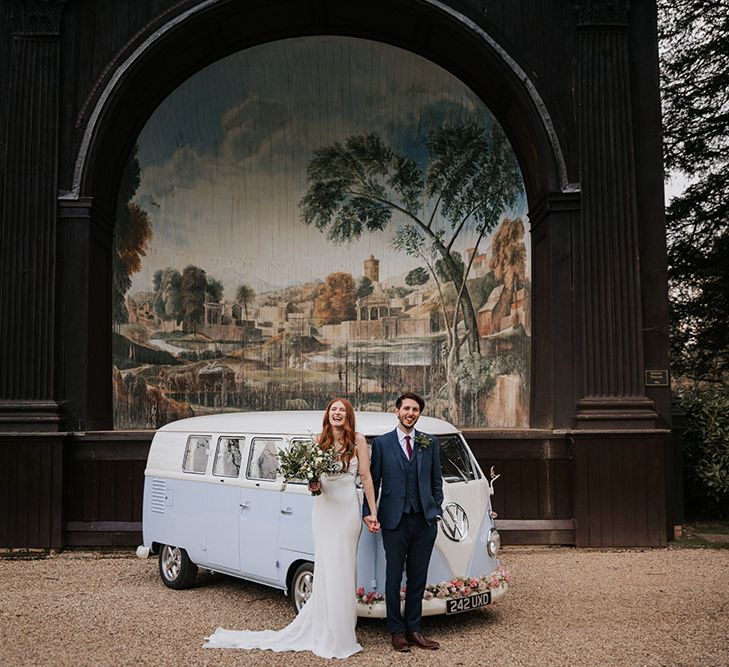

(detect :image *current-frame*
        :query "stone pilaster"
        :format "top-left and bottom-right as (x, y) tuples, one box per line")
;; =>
(573, 0), (658, 428)
(0, 1), (66, 430)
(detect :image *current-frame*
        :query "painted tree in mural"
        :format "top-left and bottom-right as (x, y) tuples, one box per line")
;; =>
(153, 268), (183, 322)
(405, 267), (429, 287)
(113, 146), (152, 326)
(236, 284), (256, 319)
(301, 120), (522, 421)
(180, 265), (207, 333)
(356, 276), (374, 299)
(206, 278), (224, 304)
(314, 272), (357, 325)
(489, 217), (527, 293)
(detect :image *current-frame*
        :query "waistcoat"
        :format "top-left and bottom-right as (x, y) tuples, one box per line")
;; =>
(402, 449), (422, 514)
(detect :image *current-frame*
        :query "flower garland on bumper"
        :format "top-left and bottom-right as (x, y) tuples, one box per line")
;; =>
(356, 564), (510, 605)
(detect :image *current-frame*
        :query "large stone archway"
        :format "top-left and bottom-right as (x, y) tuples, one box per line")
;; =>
(1, 0), (672, 548)
(58, 0), (571, 431)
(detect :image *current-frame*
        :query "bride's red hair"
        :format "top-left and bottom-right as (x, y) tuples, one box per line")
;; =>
(319, 398), (356, 468)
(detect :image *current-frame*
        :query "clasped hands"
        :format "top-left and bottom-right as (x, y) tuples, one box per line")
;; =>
(363, 515), (380, 533)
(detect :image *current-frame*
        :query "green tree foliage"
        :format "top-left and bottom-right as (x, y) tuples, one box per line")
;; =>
(206, 277), (224, 303)
(356, 276), (374, 299)
(435, 250), (465, 285)
(113, 145), (152, 325)
(405, 266), (429, 287)
(387, 286), (412, 299)
(181, 265), (207, 330)
(236, 284), (256, 319)
(675, 387), (729, 518)
(313, 272), (357, 325)
(300, 120), (522, 354)
(471, 272), (499, 311)
(659, 0), (729, 382)
(153, 268), (182, 322)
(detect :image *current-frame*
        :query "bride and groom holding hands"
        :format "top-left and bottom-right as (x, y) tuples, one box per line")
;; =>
(205, 391), (444, 658)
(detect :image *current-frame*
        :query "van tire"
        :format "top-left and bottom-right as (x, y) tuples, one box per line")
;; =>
(289, 562), (314, 613)
(159, 544), (198, 589)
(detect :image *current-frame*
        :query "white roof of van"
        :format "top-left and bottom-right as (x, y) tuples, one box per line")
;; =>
(156, 411), (459, 436)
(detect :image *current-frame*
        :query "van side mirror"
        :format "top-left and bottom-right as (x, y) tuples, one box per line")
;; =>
(488, 466), (501, 497)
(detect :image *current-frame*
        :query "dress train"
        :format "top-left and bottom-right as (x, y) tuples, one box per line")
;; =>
(204, 457), (363, 659)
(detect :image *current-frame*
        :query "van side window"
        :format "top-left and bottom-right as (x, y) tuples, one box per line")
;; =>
(247, 438), (281, 481)
(213, 437), (243, 477)
(182, 435), (210, 474)
(439, 436), (479, 483)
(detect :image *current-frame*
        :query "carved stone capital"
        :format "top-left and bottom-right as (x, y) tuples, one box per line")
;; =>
(10, 0), (66, 35)
(575, 0), (629, 27)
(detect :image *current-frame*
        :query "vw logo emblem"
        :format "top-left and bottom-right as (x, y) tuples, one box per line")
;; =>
(440, 502), (469, 542)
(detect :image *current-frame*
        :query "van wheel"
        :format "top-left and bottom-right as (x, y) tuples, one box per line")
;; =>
(159, 544), (198, 589)
(290, 562), (314, 613)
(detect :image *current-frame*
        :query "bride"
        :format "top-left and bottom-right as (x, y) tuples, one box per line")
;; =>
(203, 398), (380, 659)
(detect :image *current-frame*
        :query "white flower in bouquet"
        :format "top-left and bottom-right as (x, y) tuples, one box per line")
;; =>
(278, 436), (340, 496)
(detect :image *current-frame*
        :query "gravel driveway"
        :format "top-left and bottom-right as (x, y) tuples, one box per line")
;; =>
(1, 546), (727, 666)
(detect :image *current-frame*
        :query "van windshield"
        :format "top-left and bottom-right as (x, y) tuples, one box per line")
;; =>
(438, 435), (479, 483)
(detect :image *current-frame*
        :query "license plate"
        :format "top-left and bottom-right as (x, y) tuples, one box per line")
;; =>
(445, 591), (491, 614)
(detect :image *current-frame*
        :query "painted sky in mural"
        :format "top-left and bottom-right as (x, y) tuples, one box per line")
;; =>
(131, 37), (527, 294)
(115, 36), (530, 429)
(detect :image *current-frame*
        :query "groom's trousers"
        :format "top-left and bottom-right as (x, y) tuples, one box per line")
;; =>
(381, 511), (438, 634)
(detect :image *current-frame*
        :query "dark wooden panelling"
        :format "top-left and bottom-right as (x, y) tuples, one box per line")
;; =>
(573, 432), (668, 547)
(64, 528), (142, 547)
(59, 431), (575, 547)
(0, 436), (64, 548)
(499, 530), (575, 545)
(62, 432), (150, 546)
(1, 429), (672, 548)
(466, 432), (574, 544)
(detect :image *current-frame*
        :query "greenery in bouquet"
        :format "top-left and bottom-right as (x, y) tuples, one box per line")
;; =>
(279, 437), (340, 495)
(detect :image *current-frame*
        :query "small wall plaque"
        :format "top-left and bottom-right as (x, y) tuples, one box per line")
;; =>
(645, 369), (669, 387)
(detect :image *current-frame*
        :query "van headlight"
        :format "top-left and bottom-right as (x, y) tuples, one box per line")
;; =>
(486, 529), (501, 557)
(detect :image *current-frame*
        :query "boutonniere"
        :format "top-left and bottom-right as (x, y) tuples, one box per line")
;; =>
(415, 433), (431, 449)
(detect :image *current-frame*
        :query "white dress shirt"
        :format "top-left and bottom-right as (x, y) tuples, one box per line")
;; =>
(396, 426), (416, 459)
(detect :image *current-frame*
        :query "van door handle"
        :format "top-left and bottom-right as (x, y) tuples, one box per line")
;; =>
(239, 502), (250, 509)
(280, 507), (293, 515)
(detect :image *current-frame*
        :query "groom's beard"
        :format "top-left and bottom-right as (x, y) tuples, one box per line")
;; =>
(398, 415), (419, 432)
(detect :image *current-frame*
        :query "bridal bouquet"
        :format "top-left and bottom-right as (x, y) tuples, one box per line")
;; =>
(279, 438), (340, 495)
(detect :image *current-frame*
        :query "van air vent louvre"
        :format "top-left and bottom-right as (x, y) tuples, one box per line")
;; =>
(150, 478), (166, 514)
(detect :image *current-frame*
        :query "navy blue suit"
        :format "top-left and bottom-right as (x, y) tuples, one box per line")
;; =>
(363, 428), (443, 634)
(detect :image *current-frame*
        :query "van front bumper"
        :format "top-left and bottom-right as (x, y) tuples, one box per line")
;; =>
(356, 581), (509, 618)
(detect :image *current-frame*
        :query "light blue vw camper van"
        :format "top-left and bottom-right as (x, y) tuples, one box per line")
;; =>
(137, 411), (508, 617)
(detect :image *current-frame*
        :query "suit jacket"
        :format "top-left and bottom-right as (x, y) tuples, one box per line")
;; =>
(363, 428), (444, 529)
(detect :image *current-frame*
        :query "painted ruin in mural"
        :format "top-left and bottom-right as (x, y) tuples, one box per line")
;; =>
(112, 36), (531, 429)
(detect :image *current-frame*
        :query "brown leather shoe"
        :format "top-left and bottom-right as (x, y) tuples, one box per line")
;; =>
(391, 633), (411, 652)
(406, 631), (440, 650)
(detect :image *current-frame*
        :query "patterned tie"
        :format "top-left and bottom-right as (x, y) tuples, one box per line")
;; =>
(405, 434), (413, 460)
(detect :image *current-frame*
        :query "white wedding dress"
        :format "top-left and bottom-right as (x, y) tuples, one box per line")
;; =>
(204, 456), (363, 659)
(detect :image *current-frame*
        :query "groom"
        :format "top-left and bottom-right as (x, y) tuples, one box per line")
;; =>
(363, 392), (443, 652)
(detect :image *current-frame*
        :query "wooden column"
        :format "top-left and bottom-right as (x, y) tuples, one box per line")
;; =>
(573, 0), (658, 428)
(0, 1), (66, 431)
(57, 198), (114, 430)
(529, 191), (580, 430)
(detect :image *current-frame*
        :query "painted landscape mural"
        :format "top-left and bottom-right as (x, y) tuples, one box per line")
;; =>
(112, 36), (531, 429)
